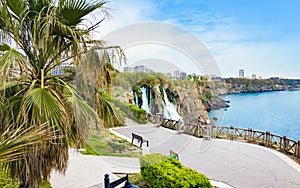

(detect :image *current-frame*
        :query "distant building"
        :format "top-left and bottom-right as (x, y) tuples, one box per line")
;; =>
(211, 76), (221, 82)
(123, 66), (131, 72)
(180, 72), (187, 79)
(134, 65), (146, 72)
(252, 74), (256, 79)
(123, 65), (153, 73)
(165, 73), (172, 78)
(239, 69), (245, 78)
(174, 70), (180, 79)
(52, 62), (73, 75)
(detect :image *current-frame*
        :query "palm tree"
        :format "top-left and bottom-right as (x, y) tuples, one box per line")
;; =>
(0, 0), (124, 187)
(0, 125), (50, 163)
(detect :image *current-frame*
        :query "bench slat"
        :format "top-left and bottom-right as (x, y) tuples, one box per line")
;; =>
(132, 133), (149, 147)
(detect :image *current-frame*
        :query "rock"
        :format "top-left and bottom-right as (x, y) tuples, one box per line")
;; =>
(174, 86), (210, 124)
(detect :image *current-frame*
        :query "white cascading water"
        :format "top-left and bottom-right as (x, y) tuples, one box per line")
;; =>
(162, 88), (182, 121)
(141, 87), (151, 113)
(134, 91), (139, 107)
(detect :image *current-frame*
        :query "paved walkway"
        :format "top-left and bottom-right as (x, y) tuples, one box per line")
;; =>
(111, 125), (300, 188)
(50, 150), (137, 188)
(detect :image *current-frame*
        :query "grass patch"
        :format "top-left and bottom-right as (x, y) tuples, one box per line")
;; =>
(128, 173), (148, 188)
(0, 169), (51, 188)
(81, 130), (142, 158)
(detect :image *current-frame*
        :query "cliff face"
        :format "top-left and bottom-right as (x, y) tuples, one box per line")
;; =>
(174, 86), (210, 124)
(113, 73), (217, 124)
(113, 85), (211, 125)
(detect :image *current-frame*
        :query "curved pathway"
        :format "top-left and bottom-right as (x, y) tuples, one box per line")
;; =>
(111, 124), (300, 188)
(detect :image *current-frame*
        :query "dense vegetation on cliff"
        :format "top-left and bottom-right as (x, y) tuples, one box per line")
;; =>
(224, 78), (300, 93)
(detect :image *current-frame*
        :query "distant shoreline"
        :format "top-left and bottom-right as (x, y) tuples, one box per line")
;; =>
(221, 88), (300, 95)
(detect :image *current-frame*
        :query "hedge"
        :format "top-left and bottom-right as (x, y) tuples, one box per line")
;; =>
(140, 153), (212, 188)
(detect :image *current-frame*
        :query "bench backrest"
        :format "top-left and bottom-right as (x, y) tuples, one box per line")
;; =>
(132, 133), (143, 141)
(104, 174), (133, 188)
(169, 149), (179, 160)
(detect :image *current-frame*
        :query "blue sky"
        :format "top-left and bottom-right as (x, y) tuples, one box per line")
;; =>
(97, 0), (300, 78)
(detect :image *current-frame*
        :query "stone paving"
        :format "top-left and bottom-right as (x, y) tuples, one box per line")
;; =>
(50, 122), (300, 188)
(50, 149), (119, 188)
(111, 125), (300, 188)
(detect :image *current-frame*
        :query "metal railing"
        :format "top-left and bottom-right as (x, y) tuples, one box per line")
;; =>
(146, 113), (300, 161)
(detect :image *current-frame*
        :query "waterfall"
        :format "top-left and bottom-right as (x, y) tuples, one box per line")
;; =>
(148, 87), (153, 113)
(162, 88), (182, 121)
(134, 91), (139, 107)
(141, 87), (151, 113)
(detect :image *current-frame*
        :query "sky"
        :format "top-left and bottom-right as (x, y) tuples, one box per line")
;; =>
(93, 0), (300, 78)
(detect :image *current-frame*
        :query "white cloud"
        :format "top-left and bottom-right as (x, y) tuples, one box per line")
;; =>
(90, 0), (300, 78)
(93, 0), (156, 38)
(214, 41), (300, 78)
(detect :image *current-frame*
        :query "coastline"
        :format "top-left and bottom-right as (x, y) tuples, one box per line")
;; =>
(223, 87), (300, 95)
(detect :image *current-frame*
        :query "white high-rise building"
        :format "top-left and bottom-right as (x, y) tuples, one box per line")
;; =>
(239, 69), (244, 78)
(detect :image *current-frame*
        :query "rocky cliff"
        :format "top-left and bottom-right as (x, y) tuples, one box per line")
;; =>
(174, 86), (210, 124)
(113, 72), (222, 124)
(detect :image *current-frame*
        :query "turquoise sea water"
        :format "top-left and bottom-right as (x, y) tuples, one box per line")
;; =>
(208, 90), (300, 140)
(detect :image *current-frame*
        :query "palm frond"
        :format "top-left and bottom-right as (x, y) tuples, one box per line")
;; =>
(95, 91), (123, 128)
(6, 0), (26, 19)
(0, 124), (51, 163)
(0, 46), (28, 79)
(20, 87), (68, 136)
(64, 83), (99, 144)
(58, 0), (108, 27)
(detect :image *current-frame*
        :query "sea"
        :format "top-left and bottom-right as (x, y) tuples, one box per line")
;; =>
(208, 90), (300, 140)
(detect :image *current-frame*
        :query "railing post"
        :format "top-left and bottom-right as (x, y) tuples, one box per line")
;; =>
(266, 131), (270, 146)
(177, 119), (183, 134)
(296, 140), (300, 157)
(229, 126), (234, 140)
(123, 174), (134, 188)
(248, 128), (252, 142)
(104, 174), (110, 188)
(283, 136), (287, 151)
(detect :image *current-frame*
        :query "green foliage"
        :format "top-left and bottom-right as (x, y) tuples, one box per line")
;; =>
(200, 91), (212, 103)
(112, 99), (147, 124)
(140, 153), (212, 188)
(95, 91), (125, 127)
(0, 169), (52, 188)
(128, 173), (147, 188)
(170, 79), (194, 89)
(165, 88), (179, 104)
(225, 78), (300, 93)
(132, 84), (141, 93)
(0, 0), (125, 187)
(114, 72), (170, 89)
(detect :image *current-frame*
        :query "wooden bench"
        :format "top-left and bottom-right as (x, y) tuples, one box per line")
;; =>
(131, 133), (149, 147)
(169, 149), (179, 160)
(104, 174), (137, 188)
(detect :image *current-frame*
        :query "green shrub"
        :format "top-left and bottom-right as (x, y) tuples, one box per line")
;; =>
(112, 98), (147, 123)
(140, 153), (211, 188)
